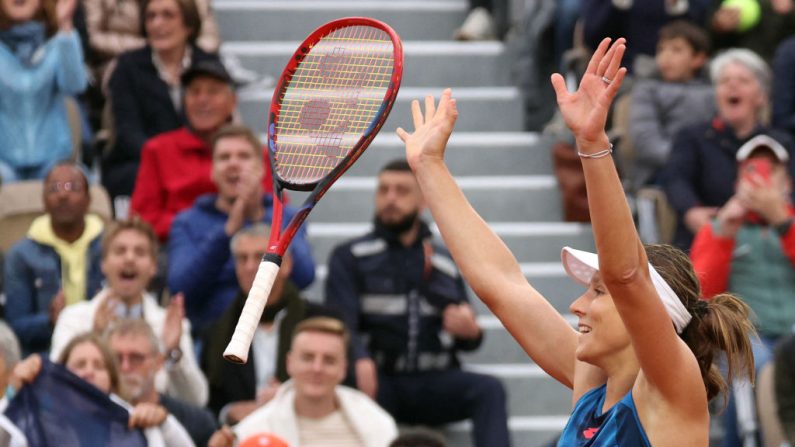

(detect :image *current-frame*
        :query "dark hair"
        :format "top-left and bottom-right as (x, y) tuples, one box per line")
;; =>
(210, 124), (263, 159)
(389, 429), (447, 447)
(0, 0), (60, 37)
(380, 159), (412, 174)
(658, 20), (710, 55)
(58, 332), (123, 397)
(101, 216), (159, 261)
(140, 0), (201, 45)
(645, 244), (755, 402)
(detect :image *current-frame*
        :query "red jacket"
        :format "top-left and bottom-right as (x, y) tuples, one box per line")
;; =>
(691, 205), (795, 299)
(130, 127), (275, 241)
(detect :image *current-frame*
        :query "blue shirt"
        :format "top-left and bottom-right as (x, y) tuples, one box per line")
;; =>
(557, 384), (651, 447)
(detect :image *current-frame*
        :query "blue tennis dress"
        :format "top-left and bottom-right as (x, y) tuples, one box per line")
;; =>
(557, 384), (652, 446)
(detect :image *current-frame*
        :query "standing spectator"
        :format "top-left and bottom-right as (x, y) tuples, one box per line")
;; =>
(107, 318), (217, 446)
(691, 135), (795, 446)
(582, 0), (710, 72)
(50, 217), (209, 406)
(0, 0), (88, 182)
(10, 332), (194, 446)
(207, 317), (398, 447)
(101, 0), (220, 204)
(628, 20), (714, 192)
(202, 224), (332, 422)
(709, 0), (795, 62)
(325, 160), (510, 447)
(129, 60), (275, 242)
(772, 35), (795, 140)
(4, 161), (104, 355)
(167, 125), (312, 337)
(662, 48), (795, 249)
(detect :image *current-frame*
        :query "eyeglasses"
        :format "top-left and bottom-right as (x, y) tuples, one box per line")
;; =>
(114, 351), (152, 368)
(45, 181), (86, 194)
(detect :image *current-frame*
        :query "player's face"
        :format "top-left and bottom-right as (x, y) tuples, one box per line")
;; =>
(43, 166), (90, 228)
(655, 37), (704, 83)
(101, 230), (158, 302)
(212, 135), (263, 200)
(375, 170), (423, 228)
(144, 0), (191, 54)
(1, 0), (40, 23)
(65, 341), (112, 394)
(184, 77), (236, 135)
(287, 331), (347, 401)
(109, 334), (159, 402)
(715, 62), (766, 126)
(569, 273), (632, 365)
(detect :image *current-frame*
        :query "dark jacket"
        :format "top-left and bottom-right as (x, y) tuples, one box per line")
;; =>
(661, 118), (795, 249)
(776, 333), (795, 444)
(4, 235), (103, 354)
(201, 284), (336, 415)
(773, 36), (795, 139)
(159, 393), (217, 447)
(325, 221), (482, 376)
(167, 193), (315, 336)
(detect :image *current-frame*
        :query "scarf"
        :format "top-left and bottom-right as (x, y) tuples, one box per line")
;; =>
(0, 21), (46, 66)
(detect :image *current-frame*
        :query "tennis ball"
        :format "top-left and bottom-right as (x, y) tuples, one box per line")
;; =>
(722, 0), (761, 32)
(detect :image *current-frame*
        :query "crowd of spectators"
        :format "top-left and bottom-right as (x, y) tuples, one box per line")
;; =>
(1, 0), (795, 445)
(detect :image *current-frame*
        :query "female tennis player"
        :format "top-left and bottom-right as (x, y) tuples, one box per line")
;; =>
(396, 38), (756, 446)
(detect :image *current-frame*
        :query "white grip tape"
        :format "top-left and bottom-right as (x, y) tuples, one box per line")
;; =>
(223, 260), (281, 363)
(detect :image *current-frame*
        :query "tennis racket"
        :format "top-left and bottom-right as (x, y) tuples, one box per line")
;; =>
(223, 17), (403, 363)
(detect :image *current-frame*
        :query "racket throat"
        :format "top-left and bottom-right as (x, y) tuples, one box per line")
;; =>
(262, 252), (283, 266)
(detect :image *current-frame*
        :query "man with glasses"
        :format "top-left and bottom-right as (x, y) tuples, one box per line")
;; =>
(4, 161), (105, 355)
(107, 318), (217, 446)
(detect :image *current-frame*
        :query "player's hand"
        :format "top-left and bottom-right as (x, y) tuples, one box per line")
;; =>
(208, 426), (235, 447)
(443, 303), (481, 340)
(162, 293), (185, 353)
(397, 88), (458, 170)
(128, 402), (168, 428)
(355, 358), (378, 399)
(49, 289), (66, 324)
(550, 38), (626, 149)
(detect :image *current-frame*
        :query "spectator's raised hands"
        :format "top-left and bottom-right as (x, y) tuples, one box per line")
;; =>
(161, 293), (185, 354)
(128, 402), (168, 428)
(737, 174), (790, 225)
(56, 0), (77, 31)
(550, 38), (627, 146)
(9, 354), (42, 391)
(397, 89), (458, 169)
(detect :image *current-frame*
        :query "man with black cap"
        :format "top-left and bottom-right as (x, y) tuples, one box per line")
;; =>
(130, 59), (275, 242)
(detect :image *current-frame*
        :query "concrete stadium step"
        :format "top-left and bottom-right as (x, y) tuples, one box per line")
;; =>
(237, 87), (524, 133)
(222, 41), (512, 87)
(290, 175), (562, 223)
(214, 1), (468, 42)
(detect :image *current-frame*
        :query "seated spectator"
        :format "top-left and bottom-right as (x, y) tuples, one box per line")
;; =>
(129, 60), (275, 242)
(50, 217), (209, 406)
(628, 20), (714, 192)
(4, 161), (104, 355)
(0, 322), (24, 446)
(107, 318), (217, 446)
(582, 0), (709, 73)
(102, 0), (222, 204)
(325, 160), (509, 447)
(775, 332), (795, 445)
(201, 224), (330, 422)
(773, 34), (795, 141)
(168, 125), (312, 337)
(662, 48), (795, 249)
(207, 317), (398, 447)
(10, 332), (194, 446)
(709, 0), (795, 62)
(0, 0), (88, 182)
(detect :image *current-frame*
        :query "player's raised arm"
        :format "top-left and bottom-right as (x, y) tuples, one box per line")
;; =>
(397, 90), (579, 387)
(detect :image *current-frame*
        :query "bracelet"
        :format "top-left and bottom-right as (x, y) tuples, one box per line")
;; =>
(578, 144), (613, 159)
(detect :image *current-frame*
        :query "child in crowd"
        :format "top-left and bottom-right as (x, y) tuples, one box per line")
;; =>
(628, 20), (715, 193)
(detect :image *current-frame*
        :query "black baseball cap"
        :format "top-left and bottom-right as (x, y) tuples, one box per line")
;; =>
(181, 58), (235, 87)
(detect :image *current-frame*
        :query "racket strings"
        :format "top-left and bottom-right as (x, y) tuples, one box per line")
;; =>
(273, 25), (396, 184)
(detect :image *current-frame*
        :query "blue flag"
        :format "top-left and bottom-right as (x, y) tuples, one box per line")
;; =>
(3, 359), (147, 447)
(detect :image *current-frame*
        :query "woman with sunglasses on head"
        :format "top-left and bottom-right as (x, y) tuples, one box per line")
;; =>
(397, 38), (756, 445)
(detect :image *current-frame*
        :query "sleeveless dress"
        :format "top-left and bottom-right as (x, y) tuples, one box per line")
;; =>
(557, 384), (652, 446)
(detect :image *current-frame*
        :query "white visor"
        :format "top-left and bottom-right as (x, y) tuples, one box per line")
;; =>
(561, 247), (692, 333)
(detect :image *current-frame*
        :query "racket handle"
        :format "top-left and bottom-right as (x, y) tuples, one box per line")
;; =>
(223, 258), (281, 363)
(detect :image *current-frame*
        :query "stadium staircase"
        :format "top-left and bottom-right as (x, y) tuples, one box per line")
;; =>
(215, 0), (597, 445)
